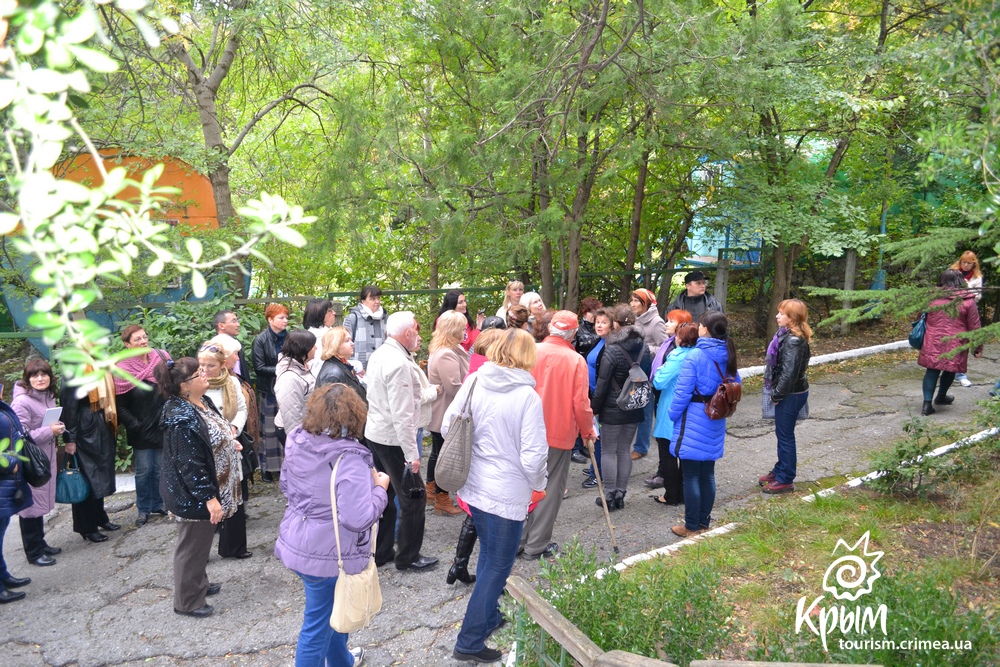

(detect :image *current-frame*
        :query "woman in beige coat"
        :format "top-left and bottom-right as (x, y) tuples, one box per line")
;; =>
(427, 311), (470, 515)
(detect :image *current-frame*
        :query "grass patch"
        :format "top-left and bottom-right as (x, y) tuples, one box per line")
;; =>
(512, 429), (1000, 666)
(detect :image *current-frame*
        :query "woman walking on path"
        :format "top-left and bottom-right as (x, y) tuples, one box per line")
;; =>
(252, 303), (289, 481)
(444, 328), (548, 664)
(589, 304), (651, 510)
(12, 360), (63, 565)
(0, 399), (33, 603)
(950, 251), (983, 387)
(759, 299), (812, 495)
(115, 324), (170, 526)
(919, 269), (983, 416)
(630, 289), (666, 460)
(275, 384), (387, 667)
(426, 311), (469, 516)
(650, 322), (698, 506)
(668, 311), (740, 538)
(61, 366), (120, 543)
(157, 358), (240, 619)
(199, 342), (253, 559)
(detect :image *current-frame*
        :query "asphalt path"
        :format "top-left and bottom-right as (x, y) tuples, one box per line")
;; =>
(3, 346), (999, 666)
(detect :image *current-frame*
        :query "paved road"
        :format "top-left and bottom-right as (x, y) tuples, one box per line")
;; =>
(3, 347), (998, 667)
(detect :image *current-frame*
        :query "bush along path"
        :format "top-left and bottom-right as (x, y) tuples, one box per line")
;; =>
(3, 344), (1000, 666)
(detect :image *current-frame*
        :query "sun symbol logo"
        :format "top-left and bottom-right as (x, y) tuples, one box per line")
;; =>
(821, 531), (883, 602)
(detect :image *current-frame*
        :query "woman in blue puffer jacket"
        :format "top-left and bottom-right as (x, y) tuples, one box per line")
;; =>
(0, 399), (34, 603)
(667, 312), (740, 538)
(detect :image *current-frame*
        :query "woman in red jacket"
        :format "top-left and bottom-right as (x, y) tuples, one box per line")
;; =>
(918, 269), (983, 416)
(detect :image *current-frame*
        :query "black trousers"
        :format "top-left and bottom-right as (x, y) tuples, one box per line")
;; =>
(427, 431), (445, 486)
(72, 495), (109, 535)
(19, 516), (46, 561)
(656, 438), (684, 505)
(218, 476), (249, 557)
(368, 440), (426, 567)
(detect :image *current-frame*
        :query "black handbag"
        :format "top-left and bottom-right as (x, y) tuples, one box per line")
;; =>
(20, 436), (51, 488)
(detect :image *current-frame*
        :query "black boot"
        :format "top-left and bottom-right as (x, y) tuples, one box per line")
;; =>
(596, 491), (617, 511)
(921, 400), (936, 416)
(614, 489), (626, 510)
(934, 393), (955, 405)
(447, 515), (478, 585)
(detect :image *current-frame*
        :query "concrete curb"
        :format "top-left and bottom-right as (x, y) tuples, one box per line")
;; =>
(739, 339), (910, 378)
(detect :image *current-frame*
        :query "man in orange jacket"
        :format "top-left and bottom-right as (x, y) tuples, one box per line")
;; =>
(519, 310), (597, 560)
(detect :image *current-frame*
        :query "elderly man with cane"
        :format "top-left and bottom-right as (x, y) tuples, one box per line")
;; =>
(519, 311), (597, 560)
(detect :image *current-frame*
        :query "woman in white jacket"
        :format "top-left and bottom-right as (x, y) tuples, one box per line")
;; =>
(444, 328), (548, 664)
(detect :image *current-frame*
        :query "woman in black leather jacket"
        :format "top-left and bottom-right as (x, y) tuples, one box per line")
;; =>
(251, 303), (288, 481)
(759, 299), (811, 495)
(315, 326), (367, 404)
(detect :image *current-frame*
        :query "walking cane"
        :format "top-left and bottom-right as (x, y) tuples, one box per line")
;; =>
(586, 438), (619, 556)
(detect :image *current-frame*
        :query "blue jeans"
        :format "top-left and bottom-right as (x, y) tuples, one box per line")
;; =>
(680, 459), (716, 531)
(455, 506), (523, 654)
(0, 516), (10, 579)
(134, 448), (164, 514)
(294, 572), (352, 667)
(632, 400), (655, 455)
(922, 369), (955, 401)
(773, 391), (808, 485)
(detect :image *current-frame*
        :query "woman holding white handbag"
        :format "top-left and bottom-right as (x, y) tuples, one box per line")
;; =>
(275, 384), (389, 667)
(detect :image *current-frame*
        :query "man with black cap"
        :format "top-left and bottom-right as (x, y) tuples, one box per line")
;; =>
(666, 270), (723, 324)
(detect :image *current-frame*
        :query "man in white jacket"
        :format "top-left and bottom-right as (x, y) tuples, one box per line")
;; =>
(365, 311), (440, 572)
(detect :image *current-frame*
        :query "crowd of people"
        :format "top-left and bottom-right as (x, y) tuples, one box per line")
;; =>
(0, 256), (988, 664)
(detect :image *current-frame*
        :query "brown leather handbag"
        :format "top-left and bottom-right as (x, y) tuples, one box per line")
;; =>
(704, 361), (741, 420)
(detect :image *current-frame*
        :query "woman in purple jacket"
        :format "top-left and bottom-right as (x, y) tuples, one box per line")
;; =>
(12, 360), (64, 566)
(275, 384), (389, 667)
(918, 269), (983, 416)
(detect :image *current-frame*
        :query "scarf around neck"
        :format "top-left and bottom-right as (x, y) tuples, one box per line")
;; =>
(114, 349), (172, 395)
(207, 368), (238, 422)
(763, 327), (787, 391)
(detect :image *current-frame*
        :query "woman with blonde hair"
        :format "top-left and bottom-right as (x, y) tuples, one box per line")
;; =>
(426, 311), (469, 516)
(950, 251), (983, 387)
(198, 341), (252, 559)
(316, 327), (366, 403)
(444, 328), (547, 663)
(496, 281), (524, 319)
(759, 299), (811, 495)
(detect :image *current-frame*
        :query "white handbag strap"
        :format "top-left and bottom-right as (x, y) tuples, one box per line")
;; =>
(329, 453), (378, 572)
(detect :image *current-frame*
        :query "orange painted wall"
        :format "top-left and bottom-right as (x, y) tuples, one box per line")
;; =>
(56, 150), (218, 229)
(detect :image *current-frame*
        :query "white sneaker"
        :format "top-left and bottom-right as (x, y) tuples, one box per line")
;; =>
(960, 377), (973, 387)
(350, 647), (365, 666)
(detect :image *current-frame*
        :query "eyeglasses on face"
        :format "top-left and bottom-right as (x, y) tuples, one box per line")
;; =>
(185, 369), (206, 382)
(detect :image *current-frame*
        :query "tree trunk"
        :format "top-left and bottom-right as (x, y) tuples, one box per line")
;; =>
(767, 241), (800, 337)
(620, 149), (649, 301)
(567, 227), (582, 312)
(539, 240), (555, 305)
(655, 210), (696, 315)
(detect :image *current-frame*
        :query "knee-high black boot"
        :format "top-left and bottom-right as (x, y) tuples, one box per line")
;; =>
(446, 515), (478, 585)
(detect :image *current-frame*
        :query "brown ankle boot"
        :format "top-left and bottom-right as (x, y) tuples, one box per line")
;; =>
(434, 491), (463, 516)
(425, 482), (437, 506)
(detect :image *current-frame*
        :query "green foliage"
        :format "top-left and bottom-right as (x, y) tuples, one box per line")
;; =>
(867, 418), (957, 495)
(748, 569), (999, 666)
(526, 542), (732, 667)
(0, 0), (313, 397)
